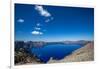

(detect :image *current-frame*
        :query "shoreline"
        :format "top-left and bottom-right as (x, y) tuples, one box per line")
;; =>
(48, 42), (94, 63)
(15, 42), (94, 65)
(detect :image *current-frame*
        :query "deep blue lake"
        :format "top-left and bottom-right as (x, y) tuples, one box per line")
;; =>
(31, 44), (82, 63)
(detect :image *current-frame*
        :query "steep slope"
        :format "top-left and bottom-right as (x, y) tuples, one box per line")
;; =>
(48, 42), (94, 63)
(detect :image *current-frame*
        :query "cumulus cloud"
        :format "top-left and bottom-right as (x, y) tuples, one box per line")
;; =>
(33, 5), (54, 36)
(17, 18), (24, 23)
(34, 27), (41, 30)
(36, 23), (41, 26)
(45, 19), (50, 23)
(35, 5), (51, 17)
(31, 30), (43, 35)
(45, 17), (54, 23)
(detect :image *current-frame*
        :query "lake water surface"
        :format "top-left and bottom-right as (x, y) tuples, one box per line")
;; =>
(31, 44), (82, 63)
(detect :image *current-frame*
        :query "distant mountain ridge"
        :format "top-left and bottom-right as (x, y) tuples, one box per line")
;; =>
(15, 40), (91, 48)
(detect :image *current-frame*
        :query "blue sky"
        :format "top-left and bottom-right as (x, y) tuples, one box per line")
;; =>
(15, 4), (94, 42)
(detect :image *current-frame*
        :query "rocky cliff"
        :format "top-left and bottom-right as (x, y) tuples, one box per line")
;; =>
(48, 42), (94, 63)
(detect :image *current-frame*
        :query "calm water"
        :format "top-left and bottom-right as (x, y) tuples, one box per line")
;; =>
(31, 44), (82, 63)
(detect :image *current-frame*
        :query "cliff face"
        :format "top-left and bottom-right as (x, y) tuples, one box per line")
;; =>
(48, 42), (94, 63)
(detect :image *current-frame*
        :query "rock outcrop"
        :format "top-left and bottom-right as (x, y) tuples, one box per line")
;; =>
(48, 42), (94, 63)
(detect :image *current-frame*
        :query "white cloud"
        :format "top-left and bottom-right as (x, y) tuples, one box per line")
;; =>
(17, 18), (24, 23)
(31, 30), (43, 35)
(34, 27), (41, 30)
(36, 23), (41, 26)
(45, 19), (50, 23)
(35, 5), (51, 17)
(45, 17), (54, 23)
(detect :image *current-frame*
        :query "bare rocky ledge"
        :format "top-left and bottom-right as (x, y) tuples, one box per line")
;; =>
(48, 42), (94, 63)
(15, 42), (94, 65)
